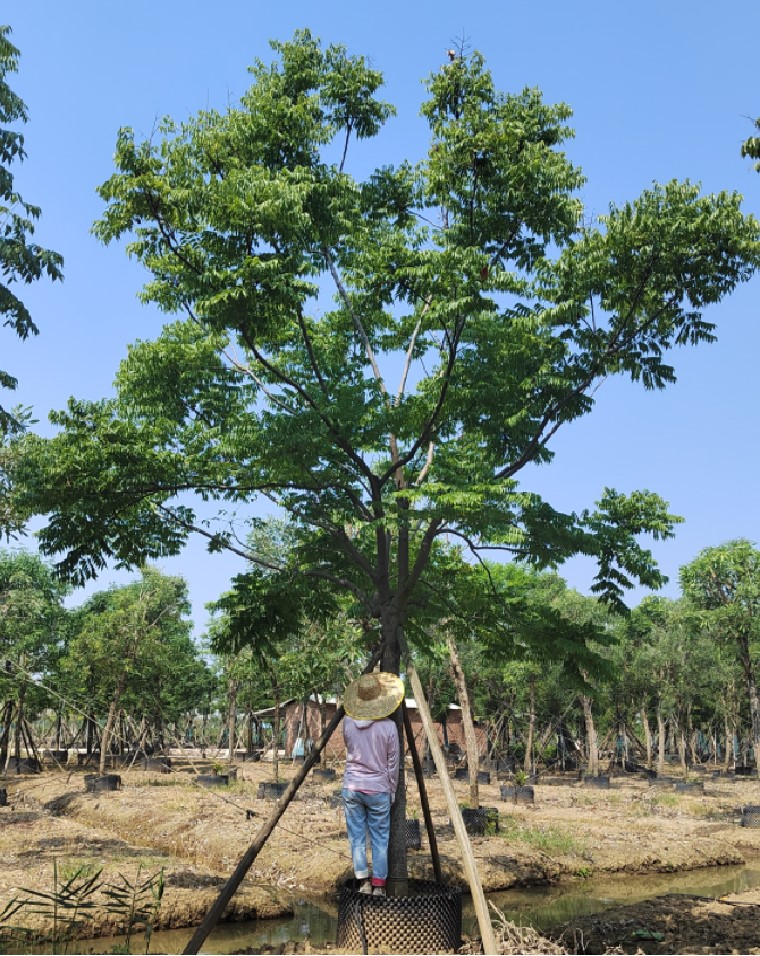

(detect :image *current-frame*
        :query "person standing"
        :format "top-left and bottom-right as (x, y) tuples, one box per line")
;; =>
(342, 671), (404, 897)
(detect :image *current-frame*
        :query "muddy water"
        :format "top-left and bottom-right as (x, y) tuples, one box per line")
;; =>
(86, 864), (760, 954)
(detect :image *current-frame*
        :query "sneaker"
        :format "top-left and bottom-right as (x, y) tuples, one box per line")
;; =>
(358, 881), (372, 895)
(372, 886), (386, 897)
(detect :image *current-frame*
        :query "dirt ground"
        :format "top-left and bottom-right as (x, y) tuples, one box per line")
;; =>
(2, 758), (760, 953)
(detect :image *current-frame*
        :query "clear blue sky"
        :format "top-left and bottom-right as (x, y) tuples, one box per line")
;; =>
(4, 0), (760, 637)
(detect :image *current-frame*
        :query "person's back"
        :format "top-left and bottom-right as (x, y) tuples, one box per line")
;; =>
(344, 716), (399, 796)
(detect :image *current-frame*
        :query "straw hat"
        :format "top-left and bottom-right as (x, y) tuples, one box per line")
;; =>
(343, 671), (404, 720)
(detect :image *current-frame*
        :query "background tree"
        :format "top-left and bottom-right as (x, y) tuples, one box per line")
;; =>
(0, 549), (68, 767)
(12, 33), (760, 888)
(66, 568), (192, 773)
(680, 539), (760, 763)
(0, 25), (63, 436)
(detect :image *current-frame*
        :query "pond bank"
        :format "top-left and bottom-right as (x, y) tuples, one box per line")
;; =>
(3, 762), (760, 952)
(84, 862), (760, 954)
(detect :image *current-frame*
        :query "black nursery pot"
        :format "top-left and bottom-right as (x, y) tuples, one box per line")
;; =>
(7, 756), (40, 774)
(584, 775), (610, 789)
(460, 806), (499, 836)
(500, 784), (534, 803)
(84, 774), (121, 793)
(312, 767), (336, 782)
(196, 773), (229, 787)
(257, 781), (288, 799)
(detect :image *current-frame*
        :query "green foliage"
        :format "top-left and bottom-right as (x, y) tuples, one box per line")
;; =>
(11, 33), (760, 679)
(0, 861), (164, 955)
(0, 549), (69, 710)
(0, 26), (63, 436)
(680, 540), (760, 742)
(742, 116), (760, 171)
(61, 566), (203, 740)
(498, 817), (581, 855)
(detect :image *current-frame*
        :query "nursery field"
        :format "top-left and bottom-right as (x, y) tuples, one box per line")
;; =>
(3, 758), (760, 953)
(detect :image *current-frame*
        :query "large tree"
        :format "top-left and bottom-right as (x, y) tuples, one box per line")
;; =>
(11, 33), (760, 885)
(0, 25), (63, 435)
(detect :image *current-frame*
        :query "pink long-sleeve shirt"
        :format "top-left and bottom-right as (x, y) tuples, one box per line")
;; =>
(343, 716), (400, 799)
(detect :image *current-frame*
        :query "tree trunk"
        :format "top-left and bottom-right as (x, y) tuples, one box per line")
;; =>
(524, 679), (536, 775)
(724, 711), (732, 771)
(272, 676), (280, 783)
(100, 673), (127, 775)
(13, 679), (26, 766)
(580, 695), (599, 777)
(446, 631), (480, 810)
(245, 709), (253, 756)
(85, 708), (96, 756)
(656, 704), (667, 775)
(739, 635), (760, 762)
(641, 703), (653, 767)
(1, 702), (14, 769)
(227, 676), (238, 767)
(379, 604), (407, 898)
(679, 723), (688, 773)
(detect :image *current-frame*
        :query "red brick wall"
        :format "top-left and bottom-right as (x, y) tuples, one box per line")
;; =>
(280, 701), (486, 761)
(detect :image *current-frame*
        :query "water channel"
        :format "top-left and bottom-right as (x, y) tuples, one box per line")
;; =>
(87, 862), (760, 954)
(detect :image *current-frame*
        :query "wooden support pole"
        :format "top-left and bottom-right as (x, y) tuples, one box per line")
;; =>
(404, 659), (498, 955)
(402, 701), (443, 884)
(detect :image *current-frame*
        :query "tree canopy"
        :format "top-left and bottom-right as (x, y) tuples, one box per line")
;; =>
(12, 31), (760, 680)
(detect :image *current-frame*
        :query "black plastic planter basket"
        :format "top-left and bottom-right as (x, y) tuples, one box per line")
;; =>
(84, 774), (121, 793)
(7, 756), (40, 774)
(735, 767), (758, 777)
(459, 806), (499, 836)
(741, 805), (760, 828)
(453, 766), (469, 781)
(584, 775), (611, 789)
(500, 784), (534, 804)
(405, 818), (422, 850)
(312, 767), (336, 782)
(196, 774), (229, 787)
(257, 781), (288, 799)
(0, 788), (7, 807)
(336, 879), (462, 955)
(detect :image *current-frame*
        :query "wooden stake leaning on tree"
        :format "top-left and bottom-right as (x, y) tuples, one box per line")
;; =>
(401, 700), (443, 884)
(181, 649), (382, 956)
(403, 656), (499, 955)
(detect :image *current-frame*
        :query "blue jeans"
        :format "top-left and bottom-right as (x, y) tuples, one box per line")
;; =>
(342, 788), (391, 883)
